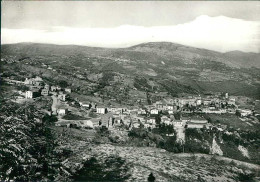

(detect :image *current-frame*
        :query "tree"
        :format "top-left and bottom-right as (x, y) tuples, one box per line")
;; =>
(58, 80), (68, 88)
(17, 85), (29, 92)
(72, 156), (130, 181)
(155, 115), (161, 126)
(42, 114), (58, 124)
(0, 101), (68, 181)
(148, 172), (155, 182)
(237, 172), (255, 182)
(174, 112), (181, 120)
(235, 110), (241, 117)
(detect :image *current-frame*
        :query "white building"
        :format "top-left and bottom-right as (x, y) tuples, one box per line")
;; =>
(225, 93), (229, 99)
(196, 99), (202, 106)
(57, 108), (68, 115)
(166, 105), (174, 110)
(168, 110), (174, 114)
(228, 98), (236, 105)
(58, 94), (67, 101)
(41, 89), (49, 96)
(138, 109), (146, 115)
(65, 88), (72, 93)
(178, 98), (197, 107)
(24, 78), (35, 85)
(237, 109), (252, 117)
(79, 102), (91, 109)
(25, 90), (40, 99)
(56, 86), (62, 91)
(25, 91), (33, 98)
(150, 109), (159, 115)
(147, 118), (156, 125)
(51, 86), (57, 91)
(132, 122), (140, 128)
(173, 120), (185, 127)
(201, 107), (226, 114)
(203, 99), (212, 106)
(161, 116), (172, 125)
(144, 123), (150, 128)
(34, 76), (43, 82)
(96, 107), (107, 114)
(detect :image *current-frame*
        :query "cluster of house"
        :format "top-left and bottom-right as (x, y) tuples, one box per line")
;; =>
(55, 99), (230, 144)
(76, 102), (212, 130)
(3, 77), (24, 85)
(13, 77), (236, 137)
(77, 101), (128, 115)
(7, 75), (254, 130)
(77, 92), (250, 133)
(7, 75), (254, 121)
(90, 93), (238, 118)
(144, 93), (238, 115)
(24, 76), (71, 100)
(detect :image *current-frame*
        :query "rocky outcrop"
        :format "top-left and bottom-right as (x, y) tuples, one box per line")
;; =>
(210, 137), (223, 156)
(238, 145), (250, 158)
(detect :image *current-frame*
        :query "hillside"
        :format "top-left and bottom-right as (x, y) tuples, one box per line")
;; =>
(224, 51), (260, 68)
(49, 125), (260, 182)
(88, 144), (260, 182)
(1, 42), (260, 99)
(2, 42), (260, 68)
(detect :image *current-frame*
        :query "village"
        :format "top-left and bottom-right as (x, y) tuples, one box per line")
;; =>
(4, 75), (259, 143)
(2, 2), (260, 181)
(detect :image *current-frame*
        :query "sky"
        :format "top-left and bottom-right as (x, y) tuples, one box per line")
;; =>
(1, 1), (260, 53)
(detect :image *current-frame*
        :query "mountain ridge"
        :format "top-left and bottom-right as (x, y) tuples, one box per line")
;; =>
(1, 42), (260, 99)
(2, 41), (259, 54)
(1, 41), (260, 70)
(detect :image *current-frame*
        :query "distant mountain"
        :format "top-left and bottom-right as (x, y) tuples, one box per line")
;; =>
(1, 42), (107, 57)
(223, 50), (260, 68)
(128, 42), (260, 68)
(1, 42), (260, 99)
(2, 42), (259, 68)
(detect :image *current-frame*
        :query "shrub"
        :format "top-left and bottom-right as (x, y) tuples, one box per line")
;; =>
(62, 114), (87, 120)
(229, 160), (236, 166)
(72, 156), (131, 181)
(89, 111), (98, 118)
(58, 80), (68, 88)
(148, 172), (156, 182)
(200, 156), (206, 161)
(237, 172), (255, 182)
(0, 102), (66, 181)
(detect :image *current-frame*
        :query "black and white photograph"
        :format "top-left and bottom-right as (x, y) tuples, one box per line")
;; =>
(1, 1), (260, 181)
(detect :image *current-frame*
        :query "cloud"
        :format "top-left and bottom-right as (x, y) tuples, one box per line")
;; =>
(2, 15), (259, 52)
